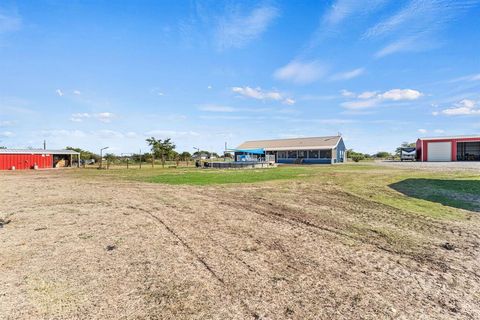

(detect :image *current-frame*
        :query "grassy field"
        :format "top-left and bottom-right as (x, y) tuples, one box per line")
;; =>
(75, 163), (480, 219)
(3, 163), (480, 319)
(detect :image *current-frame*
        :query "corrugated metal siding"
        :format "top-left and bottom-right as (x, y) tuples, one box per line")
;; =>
(418, 137), (480, 161)
(0, 154), (52, 170)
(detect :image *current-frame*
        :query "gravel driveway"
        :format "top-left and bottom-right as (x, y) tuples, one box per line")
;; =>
(374, 160), (480, 171)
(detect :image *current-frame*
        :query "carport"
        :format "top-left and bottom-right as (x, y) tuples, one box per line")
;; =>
(457, 141), (480, 161)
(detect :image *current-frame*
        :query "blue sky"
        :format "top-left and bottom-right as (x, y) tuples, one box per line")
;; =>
(0, 0), (479, 154)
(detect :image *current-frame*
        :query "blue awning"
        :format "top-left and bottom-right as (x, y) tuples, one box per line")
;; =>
(228, 148), (265, 155)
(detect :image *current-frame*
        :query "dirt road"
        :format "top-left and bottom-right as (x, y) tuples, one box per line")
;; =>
(1, 170), (479, 319)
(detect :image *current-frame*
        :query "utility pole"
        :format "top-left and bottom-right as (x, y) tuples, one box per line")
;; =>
(99, 146), (109, 169)
(43, 140), (46, 150)
(139, 149), (142, 169)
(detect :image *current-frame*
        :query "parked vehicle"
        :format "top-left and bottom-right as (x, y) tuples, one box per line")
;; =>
(400, 147), (416, 161)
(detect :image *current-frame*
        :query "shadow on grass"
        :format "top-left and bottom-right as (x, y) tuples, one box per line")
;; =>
(389, 179), (480, 212)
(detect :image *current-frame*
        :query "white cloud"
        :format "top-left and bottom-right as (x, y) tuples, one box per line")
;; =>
(450, 73), (480, 83)
(379, 89), (423, 101)
(97, 129), (123, 139)
(434, 129), (445, 134)
(274, 60), (327, 84)
(374, 37), (418, 58)
(207, 85), (213, 89)
(340, 89), (355, 97)
(0, 120), (14, 127)
(55, 89), (64, 97)
(199, 115), (252, 120)
(70, 113), (91, 122)
(0, 11), (21, 33)
(216, 5), (279, 50)
(323, 0), (388, 27)
(341, 99), (379, 110)
(146, 130), (200, 137)
(96, 112), (115, 123)
(73, 90), (81, 95)
(358, 91), (378, 99)
(417, 129), (427, 134)
(0, 131), (14, 137)
(309, 0), (388, 46)
(150, 88), (165, 96)
(341, 88), (423, 109)
(166, 114), (187, 121)
(330, 68), (365, 81)
(125, 132), (138, 138)
(365, 0), (479, 57)
(69, 112), (115, 123)
(439, 99), (480, 116)
(40, 129), (87, 138)
(287, 118), (357, 125)
(231, 86), (295, 105)
(199, 105), (236, 112)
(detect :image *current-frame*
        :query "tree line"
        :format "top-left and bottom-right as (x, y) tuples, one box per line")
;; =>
(348, 142), (416, 162)
(65, 137), (232, 167)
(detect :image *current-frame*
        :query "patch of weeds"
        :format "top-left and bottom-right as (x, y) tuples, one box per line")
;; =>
(78, 233), (93, 240)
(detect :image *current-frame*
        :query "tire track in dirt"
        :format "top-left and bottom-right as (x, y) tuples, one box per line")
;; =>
(160, 187), (433, 270)
(306, 189), (480, 242)
(207, 189), (480, 280)
(132, 205), (262, 320)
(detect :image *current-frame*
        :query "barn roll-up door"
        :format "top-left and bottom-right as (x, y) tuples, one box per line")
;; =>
(427, 142), (452, 162)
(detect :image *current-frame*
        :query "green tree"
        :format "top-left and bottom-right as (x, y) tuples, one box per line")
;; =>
(179, 151), (192, 165)
(347, 149), (366, 162)
(0, 146), (6, 149)
(66, 146), (100, 162)
(146, 137), (176, 168)
(375, 151), (391, 159)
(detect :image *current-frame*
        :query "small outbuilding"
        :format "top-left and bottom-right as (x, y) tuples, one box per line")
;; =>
(234, 135), (346, 164)
(416, 135), (480, 162)
(0, 149), (80, 170)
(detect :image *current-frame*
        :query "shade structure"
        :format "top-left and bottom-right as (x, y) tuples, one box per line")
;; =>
(228, 148), (265, 155)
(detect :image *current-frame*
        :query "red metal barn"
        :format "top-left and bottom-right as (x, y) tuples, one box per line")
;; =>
(416, 136), (480, 162)
(0, 149), (80, 170)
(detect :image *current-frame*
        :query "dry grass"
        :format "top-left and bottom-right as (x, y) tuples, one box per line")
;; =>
(1, 168), (479, 319)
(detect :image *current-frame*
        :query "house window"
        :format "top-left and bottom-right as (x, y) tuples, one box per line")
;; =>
(298, 150), (306, 158)
(277, 151), (286, 159)
(308, 150), (319, 158)
(320, 150), (332, 158)
(287, 151), (297, 158)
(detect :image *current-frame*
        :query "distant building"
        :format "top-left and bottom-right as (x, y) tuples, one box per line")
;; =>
(0, 149), (80, 170)
(234, 136), (346, 164)
(417, 135), (480, 161)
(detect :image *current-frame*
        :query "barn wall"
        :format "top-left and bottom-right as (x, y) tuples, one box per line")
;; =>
(0, 154), (53, 170)
(419, 137), (480, 161)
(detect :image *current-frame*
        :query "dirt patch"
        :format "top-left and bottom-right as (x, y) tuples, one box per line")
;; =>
(1, 170), (479, 319)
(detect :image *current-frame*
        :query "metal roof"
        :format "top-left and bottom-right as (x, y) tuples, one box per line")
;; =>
(418, 135), (480, 141)
(0, 149), (80, 155)
(236, 136), (342, 151)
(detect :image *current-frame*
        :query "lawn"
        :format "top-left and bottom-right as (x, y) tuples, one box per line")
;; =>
(73, 163), (480, 219)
